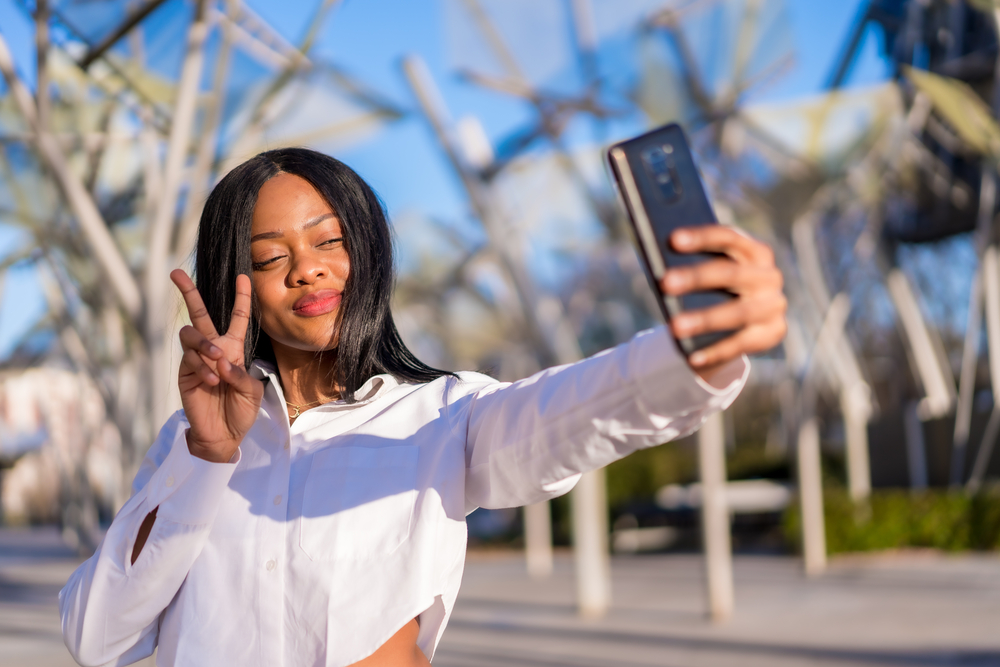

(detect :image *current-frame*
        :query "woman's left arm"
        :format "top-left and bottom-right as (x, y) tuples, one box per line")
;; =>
(458, 227), (786, 512)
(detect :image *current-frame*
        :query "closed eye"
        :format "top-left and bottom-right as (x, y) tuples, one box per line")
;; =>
(319, 237), (344, 247)
(252, 256), (283, 270)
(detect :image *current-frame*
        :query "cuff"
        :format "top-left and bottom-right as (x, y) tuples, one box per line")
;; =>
(629, 326), (749, 412)
(145, 426), (240, 525)
(693, 354), (749, 397)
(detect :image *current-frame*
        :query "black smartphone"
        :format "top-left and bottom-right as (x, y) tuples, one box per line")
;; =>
(607, 123), (736, 355)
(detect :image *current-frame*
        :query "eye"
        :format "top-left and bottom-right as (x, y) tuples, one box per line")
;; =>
(318, 236), (344, 247)
(252, 256), (283, 271)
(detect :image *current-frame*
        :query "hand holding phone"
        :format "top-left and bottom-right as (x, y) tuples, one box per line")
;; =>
(658, 225), (787, 377)
(607, 123), (786, 374)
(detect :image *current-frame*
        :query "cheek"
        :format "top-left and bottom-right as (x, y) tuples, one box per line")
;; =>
(250, 278), (282, 331)
(331, 252), (350, 281)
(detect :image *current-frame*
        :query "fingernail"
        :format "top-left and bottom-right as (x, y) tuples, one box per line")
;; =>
(673, 316), (690, 334)
(689, 352), (706, 366)
(673, 231), (691, 246)
(209, 345), (221, 356)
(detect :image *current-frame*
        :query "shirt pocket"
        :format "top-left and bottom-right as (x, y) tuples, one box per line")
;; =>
(300, 445), (419, 562)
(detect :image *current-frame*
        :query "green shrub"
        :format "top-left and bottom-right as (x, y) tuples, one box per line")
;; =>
(605, 442), (699, 509)
(605, 440), (792, 511)
(783, 487), (1000, 553)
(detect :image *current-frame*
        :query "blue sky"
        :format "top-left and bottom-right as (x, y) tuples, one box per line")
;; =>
(0, 0), (890, 358)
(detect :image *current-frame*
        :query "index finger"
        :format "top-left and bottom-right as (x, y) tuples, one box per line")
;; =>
(226, 274), (252, 342)
(171, 269), (220, 339)
(670, 226), (774, 267)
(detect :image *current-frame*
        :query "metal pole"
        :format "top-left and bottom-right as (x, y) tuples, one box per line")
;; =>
(968, 244), (1000, 491)
(697, 411), (733, 621)
(840, 385), (872, 502)
(401, 55), (611, 614)
(983, 245), (1000, 410)
(792, 217), (873, 500)
(0, 30), (143, 320)
(572, 469), (610, 617)
(952, 269), (983, 486)
(885, 269), (956, 418)
(524, 501), (553, 578)
(953, 168), (995, 485)
(904, 402), (929, 490)
(144, 0), (209, 430)
(797, 414), (827, 576)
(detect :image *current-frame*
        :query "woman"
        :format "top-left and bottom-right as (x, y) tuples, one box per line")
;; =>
(60, 148), (785, 666)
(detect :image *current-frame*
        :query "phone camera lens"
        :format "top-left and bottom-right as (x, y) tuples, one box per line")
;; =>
(641, 145), (683, 202)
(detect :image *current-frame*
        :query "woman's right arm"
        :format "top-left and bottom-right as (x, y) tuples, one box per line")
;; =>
(59, 411), (240, 667)
(60, 271), (262, 666)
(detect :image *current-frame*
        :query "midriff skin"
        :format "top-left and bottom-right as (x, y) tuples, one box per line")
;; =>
(347, 619), (430, 667)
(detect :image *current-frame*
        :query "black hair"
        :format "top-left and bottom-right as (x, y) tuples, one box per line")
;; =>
(195, 147), (454, 402)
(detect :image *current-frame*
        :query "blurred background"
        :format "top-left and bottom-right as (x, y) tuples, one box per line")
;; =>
(0, 0), (999, 665)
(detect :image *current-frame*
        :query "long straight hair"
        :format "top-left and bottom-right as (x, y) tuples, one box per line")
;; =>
(195, 147), (454, 402)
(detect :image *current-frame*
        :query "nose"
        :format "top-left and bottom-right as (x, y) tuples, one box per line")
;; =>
(286, 249), (326, 286)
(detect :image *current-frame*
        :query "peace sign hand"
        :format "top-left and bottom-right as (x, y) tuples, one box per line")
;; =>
(171, 269), (264, 463)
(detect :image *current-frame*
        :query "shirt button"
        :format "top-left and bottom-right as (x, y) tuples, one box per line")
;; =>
(273, 495), (282, 505)
(265, 560), (276, 571)
(165, 476), (175, 488)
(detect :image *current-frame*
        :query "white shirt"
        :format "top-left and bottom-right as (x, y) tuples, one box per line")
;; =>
(59, 326), (747, 667)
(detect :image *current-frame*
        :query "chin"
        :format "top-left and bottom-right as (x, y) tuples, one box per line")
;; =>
(270, 330), (340, 355)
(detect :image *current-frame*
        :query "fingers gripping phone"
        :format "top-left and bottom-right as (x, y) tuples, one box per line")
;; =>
(607, 123), (736, 355)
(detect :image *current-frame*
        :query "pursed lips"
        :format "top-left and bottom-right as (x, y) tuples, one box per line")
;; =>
(292, 289), (342, 317)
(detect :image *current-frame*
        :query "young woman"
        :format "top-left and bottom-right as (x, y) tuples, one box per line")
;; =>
(59, 147), (785, 666)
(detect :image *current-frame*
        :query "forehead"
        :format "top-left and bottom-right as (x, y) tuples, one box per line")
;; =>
(252, 173), (337, 231)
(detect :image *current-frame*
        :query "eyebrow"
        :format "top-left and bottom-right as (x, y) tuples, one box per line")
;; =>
(250, 213), (336, 243)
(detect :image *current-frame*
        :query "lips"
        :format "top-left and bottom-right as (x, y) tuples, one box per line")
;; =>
(292, 289), (342, 317)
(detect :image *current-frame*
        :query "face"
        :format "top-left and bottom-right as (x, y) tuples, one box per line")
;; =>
(250, 173), (350, 356)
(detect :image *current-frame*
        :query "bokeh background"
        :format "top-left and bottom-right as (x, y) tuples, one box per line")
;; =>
(0, 1), (999, 666)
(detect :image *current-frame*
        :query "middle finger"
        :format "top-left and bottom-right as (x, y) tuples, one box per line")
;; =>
(179, 325), (225, 361)
(671, 293), (786, 338)
(662, 259), (782, 296)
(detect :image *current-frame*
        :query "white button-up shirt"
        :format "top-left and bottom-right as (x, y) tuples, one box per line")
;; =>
(59, 326), (747, 666)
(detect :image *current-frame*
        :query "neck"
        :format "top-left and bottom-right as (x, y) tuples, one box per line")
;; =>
(270, 341), (341, 406)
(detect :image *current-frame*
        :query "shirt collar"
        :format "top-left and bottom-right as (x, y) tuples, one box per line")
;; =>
(248, 359), (400, 406)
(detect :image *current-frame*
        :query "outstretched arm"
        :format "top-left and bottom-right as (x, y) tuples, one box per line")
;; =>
(460, 228), (785, 511)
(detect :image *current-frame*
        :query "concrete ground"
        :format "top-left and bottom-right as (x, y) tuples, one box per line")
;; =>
(0, 527), (996, 666)
(435, 550), (1000, 667)
(0, 527), (154, 667)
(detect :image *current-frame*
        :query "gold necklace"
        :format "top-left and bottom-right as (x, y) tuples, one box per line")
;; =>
(285, 397), (330, 420)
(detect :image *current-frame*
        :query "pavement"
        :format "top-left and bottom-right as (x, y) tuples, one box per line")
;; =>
(436, 550), (1000, 667)
(0, 527), (996, 666)
(0, 527), (155, 667)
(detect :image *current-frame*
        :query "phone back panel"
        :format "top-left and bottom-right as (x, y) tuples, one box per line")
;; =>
(608, 123), (735, 353)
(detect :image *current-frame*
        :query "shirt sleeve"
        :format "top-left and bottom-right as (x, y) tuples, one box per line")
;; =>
(59, 410), (240, 667)
(454, 326), (748, 512)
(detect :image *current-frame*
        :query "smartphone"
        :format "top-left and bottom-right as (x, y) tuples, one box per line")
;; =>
(607, 123), (736, 355)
